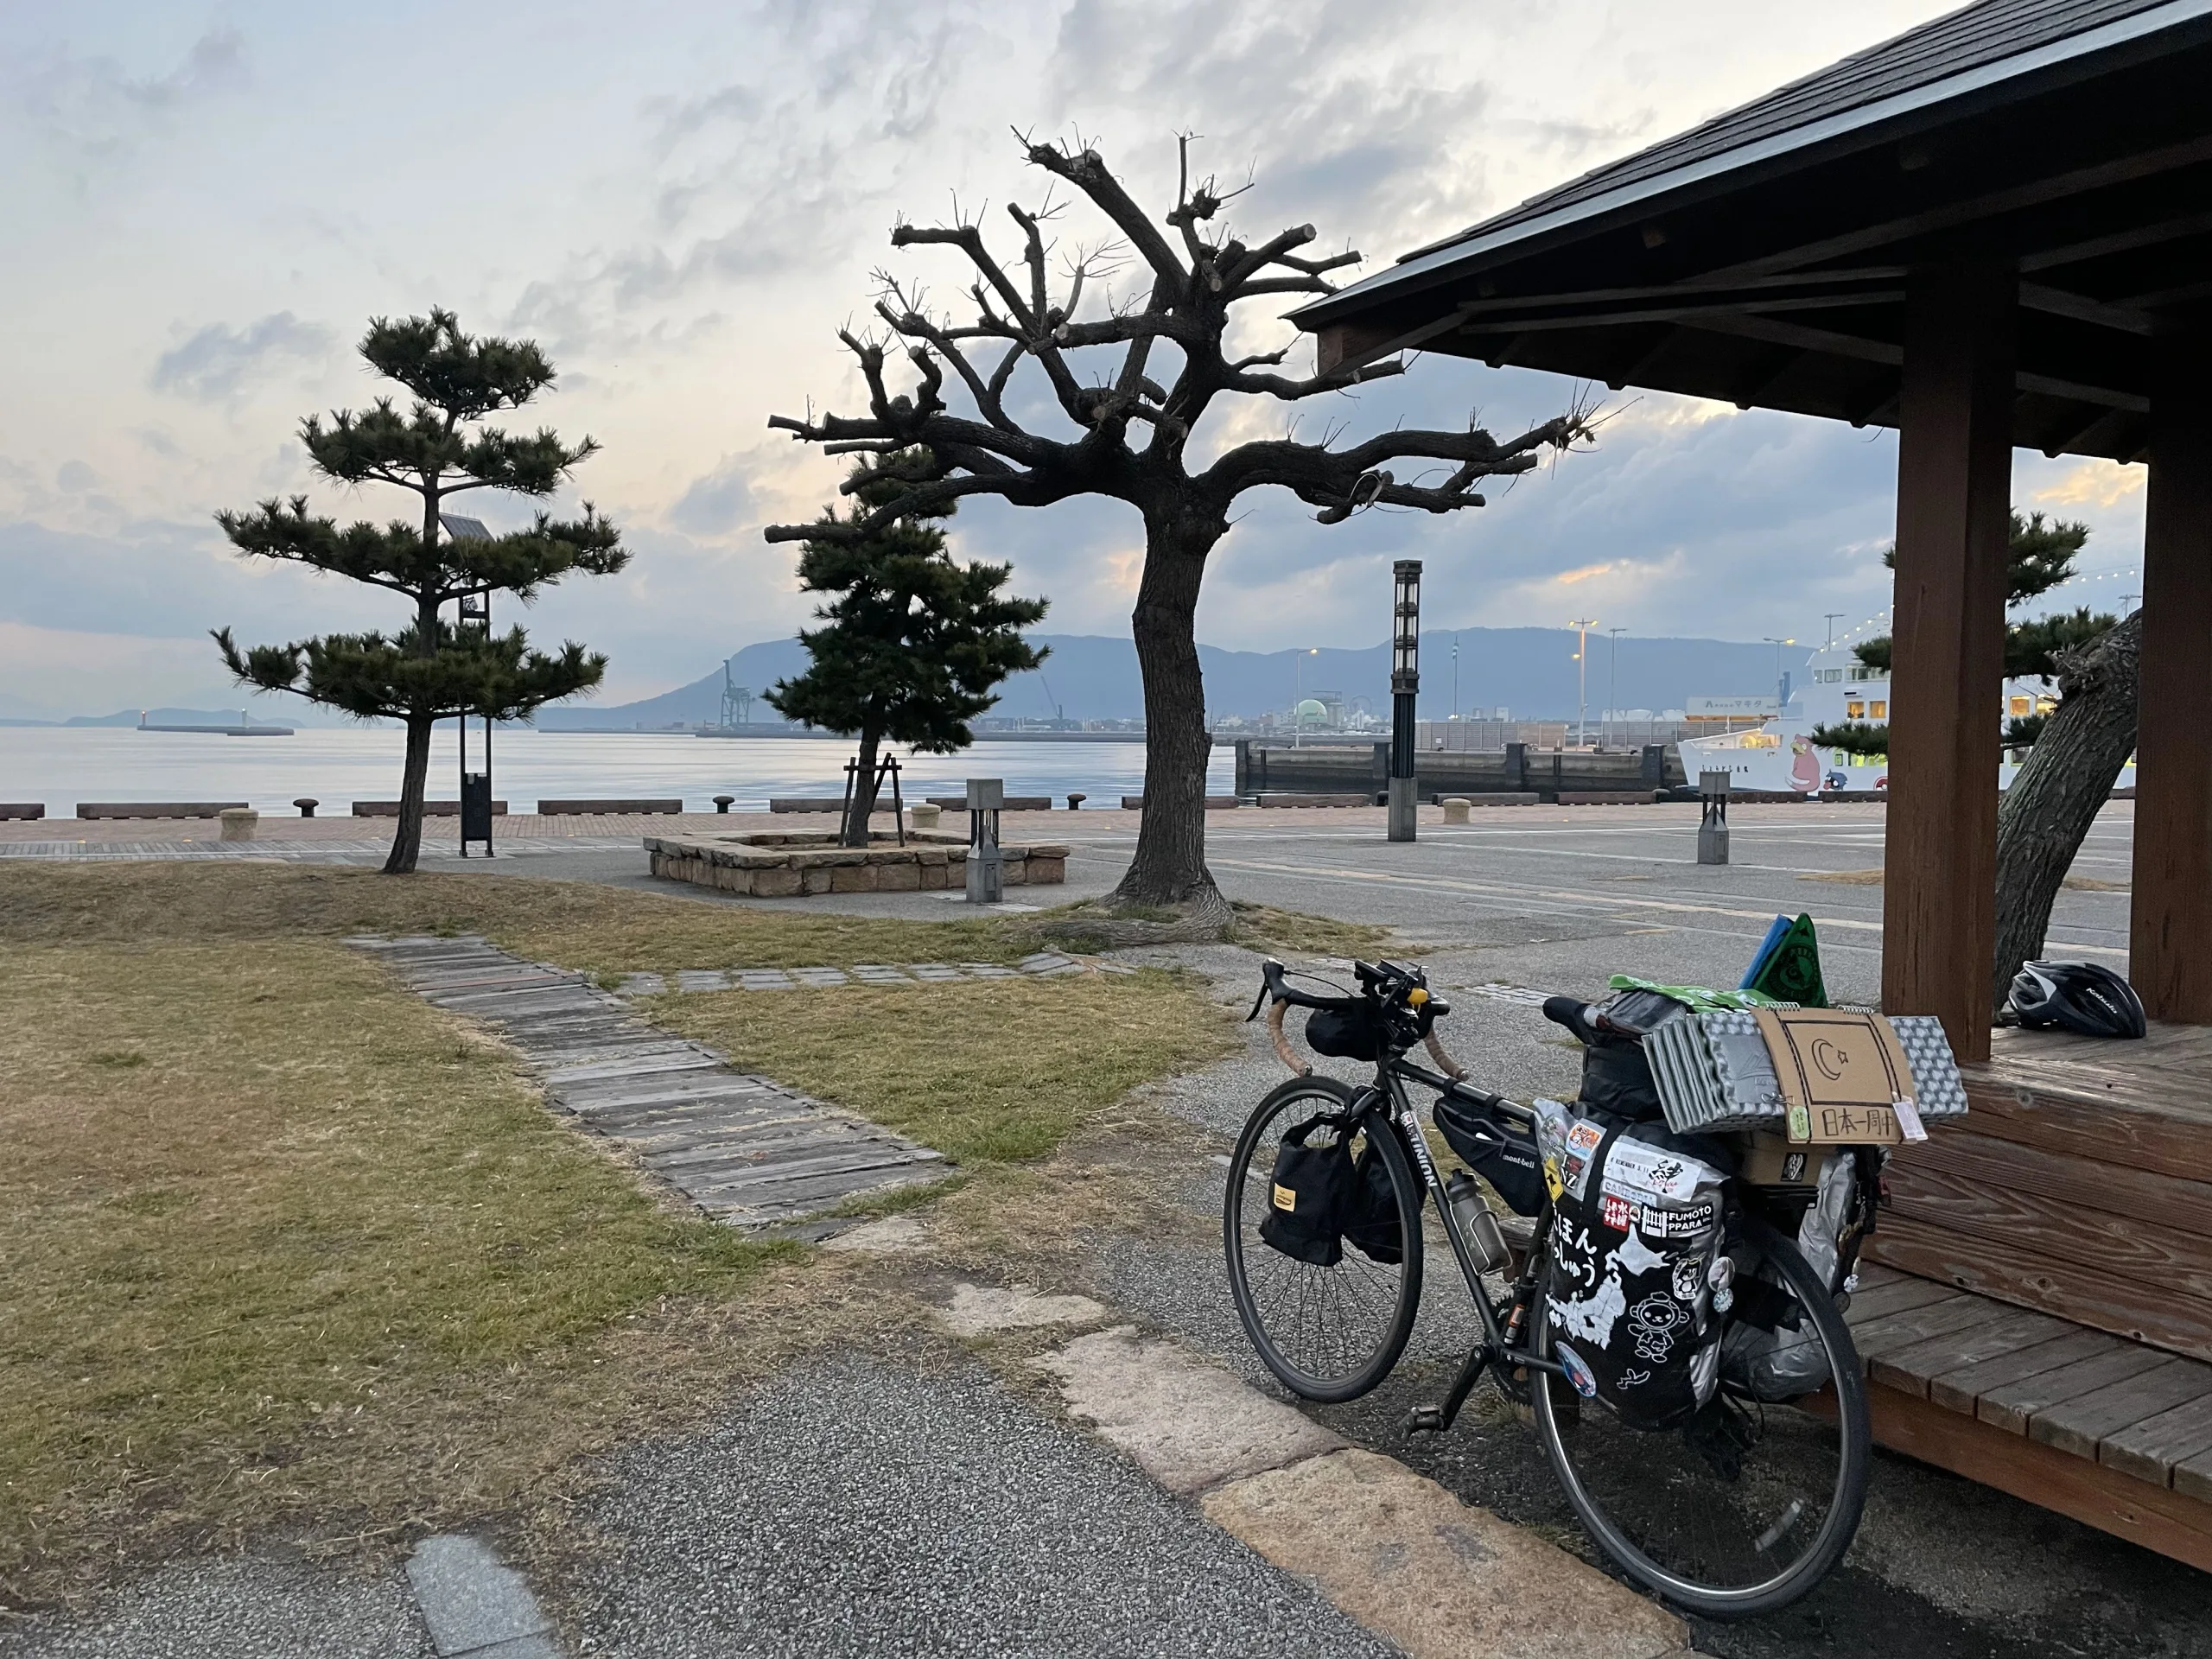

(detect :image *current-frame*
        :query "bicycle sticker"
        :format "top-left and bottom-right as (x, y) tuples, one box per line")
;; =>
(1671, 1257), (1707, 1303)
(1617, 1367), (1651, 1389)
(1635, 1200), (1718, 1239)
(1272, 1184), (1296, 1211)
(1555, 1340), (1599, 1399)
(1566, 1120), (1604, 1155)
(1599, 1192), (1632, 1231)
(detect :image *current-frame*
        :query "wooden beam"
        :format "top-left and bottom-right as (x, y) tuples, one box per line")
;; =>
(1883, 259), (2015, 1061)
(2132, 327), (2212, 1024)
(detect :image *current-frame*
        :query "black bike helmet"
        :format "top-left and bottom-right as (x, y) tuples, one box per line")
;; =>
(2010, 960), (2146, 1039)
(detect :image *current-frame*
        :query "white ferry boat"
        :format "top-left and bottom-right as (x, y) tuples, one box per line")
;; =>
(1677, 640), (2133, 794)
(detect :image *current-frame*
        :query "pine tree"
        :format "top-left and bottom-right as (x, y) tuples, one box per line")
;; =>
(1809, 511), (2114, 755)
(212, 309), (627, 873)
(766, 455), (1047, 848)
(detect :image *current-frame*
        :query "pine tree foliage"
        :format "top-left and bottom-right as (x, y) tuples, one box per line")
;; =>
(766, 455), (1047, 846)
(212, 309), (627, 873)
(1850, 511), (2116, 681)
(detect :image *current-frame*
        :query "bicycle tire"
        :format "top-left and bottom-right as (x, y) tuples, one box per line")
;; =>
(1224, 1076), (1424, 1403)
(1533, 1215), (1872, 1618)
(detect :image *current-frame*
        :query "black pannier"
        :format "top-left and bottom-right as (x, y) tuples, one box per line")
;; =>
(1258, 1115), (1359, 1265)
(1434, 1090), (1547, 1216)
(1535, 1105), (1729, 1431)
(1304, 1000), (1384, 1061)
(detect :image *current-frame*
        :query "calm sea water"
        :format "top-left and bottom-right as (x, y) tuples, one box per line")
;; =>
(0, 727), (1236, 817)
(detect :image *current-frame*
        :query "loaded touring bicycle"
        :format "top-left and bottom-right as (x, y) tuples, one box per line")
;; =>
(1222, 954), (1949, 1618)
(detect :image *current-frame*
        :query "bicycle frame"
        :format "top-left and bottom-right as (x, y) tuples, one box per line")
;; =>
(1345, 1052), (1566, 1427)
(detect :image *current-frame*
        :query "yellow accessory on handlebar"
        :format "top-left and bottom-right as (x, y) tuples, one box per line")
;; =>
(1407, 987), (1428, 1007)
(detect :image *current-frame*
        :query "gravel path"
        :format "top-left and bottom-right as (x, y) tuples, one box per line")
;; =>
(559, 1347), (1398, 1659)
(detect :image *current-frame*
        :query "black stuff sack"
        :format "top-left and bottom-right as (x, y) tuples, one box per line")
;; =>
(1258, 1116), (1359, 1266)
(1575, 988), (1694, 1122)
(1533, 1103), (1728, 1431)
(1434, 1090), (1547, 1217)
(1342, 1138), (1422, 1263)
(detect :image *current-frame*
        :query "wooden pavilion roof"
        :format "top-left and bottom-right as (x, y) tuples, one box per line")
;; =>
(1295, 0), (2212, 462)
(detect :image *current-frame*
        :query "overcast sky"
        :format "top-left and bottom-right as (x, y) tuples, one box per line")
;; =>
(1, 0), (2152, 715)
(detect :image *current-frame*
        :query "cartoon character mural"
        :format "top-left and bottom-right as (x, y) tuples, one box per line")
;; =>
(1789, 735), (1822, 795)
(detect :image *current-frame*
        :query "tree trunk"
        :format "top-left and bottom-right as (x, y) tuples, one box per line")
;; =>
(1991, 611), (2141, 1007)
(1110, 512), (1230, 925)
(842, 727), (881, 849)
(385, 714), (435, 874)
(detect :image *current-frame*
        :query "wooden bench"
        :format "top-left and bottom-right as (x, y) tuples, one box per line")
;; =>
(534, 798), (683, 815)
(1843, 1264), (2212, 1570)
(77, 802), (246, 820)
(1846, 1021), (2212, 1570)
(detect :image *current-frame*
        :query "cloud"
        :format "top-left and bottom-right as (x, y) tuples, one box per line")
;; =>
(150, 313), (333, 404)
(12, 29), (247, 169)
(667, 455), (758, 537)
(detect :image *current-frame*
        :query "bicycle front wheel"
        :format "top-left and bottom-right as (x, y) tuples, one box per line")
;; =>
(1224, 1076), (1424, 1402)
(1533, 1216), (1872, 1619)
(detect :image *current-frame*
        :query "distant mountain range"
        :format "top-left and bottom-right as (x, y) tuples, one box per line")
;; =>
(534, 630), (1810, 730)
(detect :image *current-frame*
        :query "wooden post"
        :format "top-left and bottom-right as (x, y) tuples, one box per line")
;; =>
(1882, 259), (2016, 1061)
(2132, 328), (2212, 1024)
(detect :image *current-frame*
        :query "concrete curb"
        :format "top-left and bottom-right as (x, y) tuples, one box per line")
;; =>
(1009, 1307), (1691, 1659)
(404, 1535), (560, 1658)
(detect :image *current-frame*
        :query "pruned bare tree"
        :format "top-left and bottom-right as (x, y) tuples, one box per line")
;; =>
(766, 136), (1592, 927)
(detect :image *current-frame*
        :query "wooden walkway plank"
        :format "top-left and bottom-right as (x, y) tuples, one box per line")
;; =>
(1928, 1326), (2122, 1414)
(1977, 1344), (2175, 1433)
(1848, 1292), (2012, 1364)
(2031, 1357), (2212, 1459)
(1843, 1274), (1961, 1325)
(352, 935), (947, 1229)
(2101, 1390), (2212, 1487)
(1867, 1306), (2079, 1399)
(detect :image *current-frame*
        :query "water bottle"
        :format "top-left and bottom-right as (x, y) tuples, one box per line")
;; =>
(1446, 1172), (1510, 1274)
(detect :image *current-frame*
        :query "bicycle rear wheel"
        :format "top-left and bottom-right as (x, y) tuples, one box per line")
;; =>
(1533, 1216), (1871, 1618)
(1224, 1077), (1424, 1402)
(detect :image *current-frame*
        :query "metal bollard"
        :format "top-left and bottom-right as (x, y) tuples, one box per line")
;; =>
(1065, 792), (1085, 810)
(1697, 770), (1732, 865)
(293, 798), (318, 818)
(713, 794), (734, 814)
(965, 778), (1004, 904)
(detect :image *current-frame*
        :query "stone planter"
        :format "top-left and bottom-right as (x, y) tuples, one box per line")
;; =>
(218, 807), (259, 842)
(644, 829), (1068, 898)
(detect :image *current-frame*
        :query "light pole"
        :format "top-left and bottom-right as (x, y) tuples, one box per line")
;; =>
(1293, 646), (1318, 747)
(1569, 617), (1597, 747)
(1389, 563), (1422, 842)
(1606, 626), (1624, 749)
(1763, 636), (1797, 709)
(1452, 631), (1459, 722)
(1824, 613), (1844, 649)
(441, 512), (496, 857)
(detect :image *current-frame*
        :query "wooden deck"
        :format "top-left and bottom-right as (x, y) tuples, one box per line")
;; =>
(1845, 1021), (2212, 1570)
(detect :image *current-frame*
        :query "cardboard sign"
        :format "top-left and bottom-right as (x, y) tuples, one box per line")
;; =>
(1751, 1007), (1912, 1145)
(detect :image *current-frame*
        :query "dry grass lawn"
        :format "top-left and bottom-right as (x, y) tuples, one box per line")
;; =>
(0, 861), (1247, 1603)
(646, 972), (1237, 1165)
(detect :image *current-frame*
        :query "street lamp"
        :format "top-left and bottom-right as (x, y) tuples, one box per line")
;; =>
(1389, 563), (1422, 842)
(1824, 613), (1845, 649)
(1763, 636), (1797, 709)
(1606, 626), (1625, 750)
(1569, 617), (1597, 747)
(441, 512), (496, 857)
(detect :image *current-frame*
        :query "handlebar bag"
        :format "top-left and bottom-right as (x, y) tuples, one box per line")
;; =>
(1434, 1090), (1547, 1216)
(1537, 1107), (1728, 1432)
(1305, 1001), (1384, 1062)
(1258, 1115), (1359, 1266)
